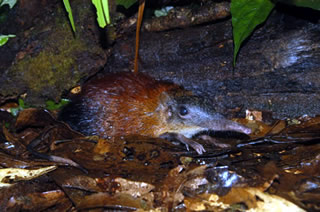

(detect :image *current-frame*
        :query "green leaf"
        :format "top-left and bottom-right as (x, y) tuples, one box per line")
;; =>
(0, 0), (17, 9)
(92, 0), (106, 28)
(92, 0), (110, 28)
(63, 0), (76, 32)
(116, 0), (137, 9)
(101, 0), (110, 24)
(0, 34), (15, 46)
(10, 108), (19, 116)
(18, 98), (25, 108)
(9, 98), (30, 116)
(231, 0), (275, 65)
(277, 0), (320, 10)
(45, 99), (70, 110)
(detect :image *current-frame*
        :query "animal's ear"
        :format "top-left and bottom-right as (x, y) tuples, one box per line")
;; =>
(159, 91), (173, 106)
(158, 91), (174, 118)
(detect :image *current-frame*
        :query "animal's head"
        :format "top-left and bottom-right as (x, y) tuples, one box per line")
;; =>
(156, 89), (251, 138)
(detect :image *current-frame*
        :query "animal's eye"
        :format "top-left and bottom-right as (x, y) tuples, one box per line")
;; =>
(179, 106), (189, 116)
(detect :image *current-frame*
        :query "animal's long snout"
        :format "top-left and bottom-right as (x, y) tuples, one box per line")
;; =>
(204, 119), (251, 134)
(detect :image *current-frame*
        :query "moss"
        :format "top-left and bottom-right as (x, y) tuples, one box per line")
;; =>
(13, 53), (72, 92)
(11, 23), (88, 94)
(5, 1), (106, 105)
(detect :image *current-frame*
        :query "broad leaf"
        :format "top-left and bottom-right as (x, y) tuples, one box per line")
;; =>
(231, 0), (275, 65)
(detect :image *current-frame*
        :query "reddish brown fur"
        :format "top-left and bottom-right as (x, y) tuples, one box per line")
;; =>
(59, 72), (251, 155)
(77, 72), (179, 138)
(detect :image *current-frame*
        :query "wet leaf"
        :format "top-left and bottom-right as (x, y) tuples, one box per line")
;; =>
(2, 125), (27, 155)
(0, 151), (56, 168)
(114, 177), (155, 198)
(185, 187), (305, 211)
(1, 108), (320, 210)
(6, 190), (70, 211)
(0, 166), (57, 187)
(15, 108), (56, 130)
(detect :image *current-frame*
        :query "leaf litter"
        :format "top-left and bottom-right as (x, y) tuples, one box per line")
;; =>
(0, 108), (320, 211)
